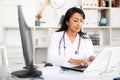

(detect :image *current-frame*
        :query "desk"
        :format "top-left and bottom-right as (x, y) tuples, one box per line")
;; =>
(1, 47), (120, 80)
(41, 66), (120, 80)
(41, 47), (120, 80)
(0, 65), (120, 80)
(0, 64), (44, 80)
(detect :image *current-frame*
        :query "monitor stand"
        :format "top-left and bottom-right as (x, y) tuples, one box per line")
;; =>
(11, 69), (42, 78)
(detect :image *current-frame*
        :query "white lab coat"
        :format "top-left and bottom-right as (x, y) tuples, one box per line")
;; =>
(47, 31), (95, 66)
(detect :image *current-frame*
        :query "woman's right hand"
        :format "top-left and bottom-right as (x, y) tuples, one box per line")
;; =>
(79, 59), (88, 67)
(68, 58), (88, 67)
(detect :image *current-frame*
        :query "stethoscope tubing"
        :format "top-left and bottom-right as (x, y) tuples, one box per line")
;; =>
(59, 31), (81, 55)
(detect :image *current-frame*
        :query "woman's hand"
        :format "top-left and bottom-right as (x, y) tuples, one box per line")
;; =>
(88, 56), (95, 62)
(68, 58), (88, 67)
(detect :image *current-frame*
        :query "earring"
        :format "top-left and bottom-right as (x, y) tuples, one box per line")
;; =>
(66, 22), (68, 26)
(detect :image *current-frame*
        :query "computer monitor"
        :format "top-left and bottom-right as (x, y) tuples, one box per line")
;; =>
(11, 5), (42, 78)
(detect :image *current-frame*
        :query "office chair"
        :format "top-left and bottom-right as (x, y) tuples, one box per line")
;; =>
(0, 45), (8, 67)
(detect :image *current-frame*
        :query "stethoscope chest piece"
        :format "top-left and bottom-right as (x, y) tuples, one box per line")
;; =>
(75, 50), (79, 54)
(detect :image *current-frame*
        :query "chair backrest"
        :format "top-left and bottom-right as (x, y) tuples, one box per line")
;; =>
(0, 45), (8, 68)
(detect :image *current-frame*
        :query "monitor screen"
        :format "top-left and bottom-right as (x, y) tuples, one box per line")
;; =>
(11, 5), (42, 78)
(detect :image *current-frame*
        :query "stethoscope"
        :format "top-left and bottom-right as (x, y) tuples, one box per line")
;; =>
(58, 31), (81, 55)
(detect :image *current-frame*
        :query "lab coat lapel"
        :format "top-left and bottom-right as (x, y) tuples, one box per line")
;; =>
(65, 33), (79, 48)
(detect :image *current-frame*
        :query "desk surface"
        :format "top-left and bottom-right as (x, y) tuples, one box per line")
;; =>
(1, 47), (120, 80)
(41, 66), (120, 80)
(0, 65), (120, 80)
(0, 64), (44, 80)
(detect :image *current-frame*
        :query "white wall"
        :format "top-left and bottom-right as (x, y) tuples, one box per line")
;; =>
(0, 0), (79, 47)
(35, 0), (78, 27)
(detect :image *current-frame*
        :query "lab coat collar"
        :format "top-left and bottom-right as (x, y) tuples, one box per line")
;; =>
(65, 32), (79, 46)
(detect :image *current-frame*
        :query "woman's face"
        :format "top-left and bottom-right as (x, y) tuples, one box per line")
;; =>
(66, 12), (84, 33)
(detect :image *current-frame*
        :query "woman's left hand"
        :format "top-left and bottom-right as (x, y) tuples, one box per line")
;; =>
(88, 56), (95, 62)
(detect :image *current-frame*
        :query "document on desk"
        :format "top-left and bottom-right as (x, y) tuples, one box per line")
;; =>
(60, 62), (87, 72)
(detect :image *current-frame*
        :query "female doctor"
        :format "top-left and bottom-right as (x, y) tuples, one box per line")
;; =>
(47, 7), (95, 67)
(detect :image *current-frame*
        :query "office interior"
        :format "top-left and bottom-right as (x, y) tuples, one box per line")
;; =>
(0, 0), (120, 80)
